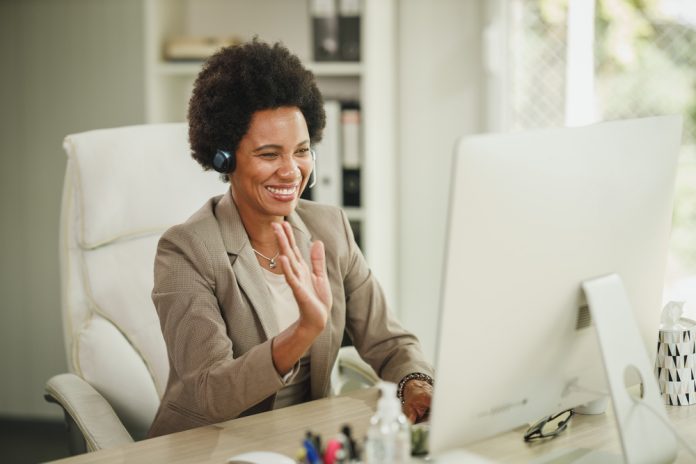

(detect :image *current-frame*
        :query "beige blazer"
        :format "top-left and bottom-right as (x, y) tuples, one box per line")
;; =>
(147, 190), (433, 437)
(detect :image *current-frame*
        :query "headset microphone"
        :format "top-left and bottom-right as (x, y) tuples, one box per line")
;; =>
(212, 149), (235, 173)
(308, 148), (317, 188)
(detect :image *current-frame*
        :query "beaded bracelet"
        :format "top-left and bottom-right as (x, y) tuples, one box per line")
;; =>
(397, 372), (434, 404)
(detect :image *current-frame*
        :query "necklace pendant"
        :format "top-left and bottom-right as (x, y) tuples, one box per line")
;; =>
(269, 259), (277, 269)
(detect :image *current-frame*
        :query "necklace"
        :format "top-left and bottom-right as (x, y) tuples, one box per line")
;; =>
(252, 248), (280, 269)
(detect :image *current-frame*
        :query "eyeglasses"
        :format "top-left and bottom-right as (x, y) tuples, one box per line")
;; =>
(523, 409), (574, 442)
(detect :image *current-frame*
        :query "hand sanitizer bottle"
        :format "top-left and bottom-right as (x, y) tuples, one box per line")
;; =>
(364, 382), (411, 464)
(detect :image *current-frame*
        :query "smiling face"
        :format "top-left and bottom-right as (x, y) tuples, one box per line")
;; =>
(229, 106), (313, 222)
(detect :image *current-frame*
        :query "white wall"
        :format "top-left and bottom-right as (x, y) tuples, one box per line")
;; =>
(397, 0), (485, 362)
(0, 0), (145, 419)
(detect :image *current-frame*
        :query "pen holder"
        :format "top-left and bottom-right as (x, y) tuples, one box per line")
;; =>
(654, 318), (696, 406)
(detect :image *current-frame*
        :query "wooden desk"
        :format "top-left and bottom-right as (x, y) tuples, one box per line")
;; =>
(50, 388), (696, 463)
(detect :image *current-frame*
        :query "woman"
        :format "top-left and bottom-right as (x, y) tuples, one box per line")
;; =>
(148, 39), (433, 438)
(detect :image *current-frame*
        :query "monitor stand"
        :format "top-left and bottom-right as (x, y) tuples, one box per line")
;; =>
(534, 274), (677, 464)
(580, 274), (676, 464)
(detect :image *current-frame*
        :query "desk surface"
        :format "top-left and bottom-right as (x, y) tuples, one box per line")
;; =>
(52, 388), (696, 463)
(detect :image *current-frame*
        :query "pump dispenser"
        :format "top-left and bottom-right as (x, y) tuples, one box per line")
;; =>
(364, 382), (411, 463)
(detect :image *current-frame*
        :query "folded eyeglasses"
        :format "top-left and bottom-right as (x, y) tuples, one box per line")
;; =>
(523, 409), (574, 442)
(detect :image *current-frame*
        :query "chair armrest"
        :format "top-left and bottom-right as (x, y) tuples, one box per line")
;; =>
(331, 346), (381, 395)
(338, 346), (380, 384)
(45, 373), (133, 452)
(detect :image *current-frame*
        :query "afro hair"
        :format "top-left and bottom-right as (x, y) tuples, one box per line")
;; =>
(188, 39), (326, 178)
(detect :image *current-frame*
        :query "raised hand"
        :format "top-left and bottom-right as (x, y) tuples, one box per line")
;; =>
(272, 221), (333, 334)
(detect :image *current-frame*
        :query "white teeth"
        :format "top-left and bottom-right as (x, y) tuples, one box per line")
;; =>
(266, 186), (296, 195)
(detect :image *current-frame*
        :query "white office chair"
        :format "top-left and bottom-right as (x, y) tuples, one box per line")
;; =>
(330, 346), (380, 396)
(44, 123), (224, 452)
(45, 123), (377, 454)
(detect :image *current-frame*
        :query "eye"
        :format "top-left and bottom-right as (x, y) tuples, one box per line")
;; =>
(295, 147), (311, 157)
(257, 152), (279, 159)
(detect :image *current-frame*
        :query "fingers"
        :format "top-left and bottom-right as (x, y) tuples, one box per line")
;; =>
(283, 222), (300, 254)
(272, 222), (331, 311)
(417, 408), (430, 423)
(418, 392), (432, 410)
(282, 221), (302, 262)
(273, 222), (313, 299)
(273, 222), (325, 280)
(404, 403), (429, 424)
(278, 255), (301, 292)
(272, 222), (291, 256)
(310, 240), (327, 279)
(273, 222), (303, 259)
(272, 222), (302, 275)
(413, 401), (430, 423)
(405, 405), (426, 424)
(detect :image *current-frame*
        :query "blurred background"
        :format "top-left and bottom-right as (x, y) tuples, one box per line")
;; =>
(0, 0), (694, 461)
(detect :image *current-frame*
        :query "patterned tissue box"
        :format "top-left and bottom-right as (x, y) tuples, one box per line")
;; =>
(655, 319), (696, 406)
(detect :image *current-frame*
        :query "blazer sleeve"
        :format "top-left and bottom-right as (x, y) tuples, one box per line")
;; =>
(339, 211), (434, 384)
(151, 226), (293, 422)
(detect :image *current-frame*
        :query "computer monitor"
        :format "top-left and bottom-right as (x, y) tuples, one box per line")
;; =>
(429, 116), (683, 455)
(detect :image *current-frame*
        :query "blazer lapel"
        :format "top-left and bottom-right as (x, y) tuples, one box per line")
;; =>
(287, 208), (333, 398)
(215, 190), (279, 339)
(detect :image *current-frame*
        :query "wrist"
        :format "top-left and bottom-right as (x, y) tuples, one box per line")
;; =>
(296, 315), (327, 336)
(272, 323), (320, 375)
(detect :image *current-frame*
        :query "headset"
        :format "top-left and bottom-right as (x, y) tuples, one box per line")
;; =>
(212, 149), (236, 173)
(213, 148), (317, 188)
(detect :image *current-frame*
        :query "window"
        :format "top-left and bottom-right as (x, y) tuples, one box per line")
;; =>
(494, 0), (696, 302)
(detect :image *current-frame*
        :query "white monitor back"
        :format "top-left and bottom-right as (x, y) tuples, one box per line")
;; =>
(429, 116), (682, 453)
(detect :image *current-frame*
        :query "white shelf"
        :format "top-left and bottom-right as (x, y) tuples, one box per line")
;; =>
(306, 62), (362, 77)
(156, 61), (202, 76)
(156, 60), (362, 77)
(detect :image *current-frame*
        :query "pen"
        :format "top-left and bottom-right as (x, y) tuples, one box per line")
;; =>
(303, 438), (321, 464)
(340, 425), (357, 460)
(323, 438), (342, 464)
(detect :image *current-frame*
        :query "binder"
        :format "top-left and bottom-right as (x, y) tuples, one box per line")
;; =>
(310, 0), (340, 61)
(341, 104), (361, 207)
(341, 105), (361, 169)
(312, 100), (342, 206)
(342, 168), (361, 207)
(338, 0), (361, 61)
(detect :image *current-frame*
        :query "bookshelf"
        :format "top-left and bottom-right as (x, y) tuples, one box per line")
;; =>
(143, 0), (399, 305)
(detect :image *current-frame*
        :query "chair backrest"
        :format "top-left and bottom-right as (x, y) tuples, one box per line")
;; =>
(60, 123), (224, 439)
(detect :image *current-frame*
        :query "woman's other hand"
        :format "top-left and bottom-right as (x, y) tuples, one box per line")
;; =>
(273, 221), (333, 334)
(402, 379), (433, 423)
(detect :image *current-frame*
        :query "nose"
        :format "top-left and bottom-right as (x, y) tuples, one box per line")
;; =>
(278, 156), (301, 179)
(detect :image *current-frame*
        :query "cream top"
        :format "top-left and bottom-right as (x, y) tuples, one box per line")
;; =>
(261, 267), (311, 408)
(261, 267), (301, 332)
